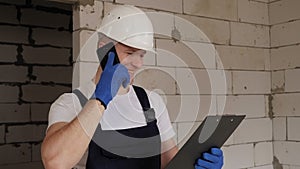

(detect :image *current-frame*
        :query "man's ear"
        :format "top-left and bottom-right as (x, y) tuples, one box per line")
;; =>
(98, 41), (106, 48)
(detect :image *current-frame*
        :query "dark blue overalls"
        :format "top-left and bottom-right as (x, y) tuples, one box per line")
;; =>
(73, 85), (161, 169)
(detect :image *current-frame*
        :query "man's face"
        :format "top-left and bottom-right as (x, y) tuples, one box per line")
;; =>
(115, 43), (146, 82)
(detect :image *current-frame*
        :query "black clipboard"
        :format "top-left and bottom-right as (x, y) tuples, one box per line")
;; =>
(166, 115), (245, 169)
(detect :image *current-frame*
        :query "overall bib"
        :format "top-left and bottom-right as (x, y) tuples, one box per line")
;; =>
(74, 85), (161, 169)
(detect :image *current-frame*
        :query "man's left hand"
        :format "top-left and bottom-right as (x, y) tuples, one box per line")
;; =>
(194, 148), (224, 169)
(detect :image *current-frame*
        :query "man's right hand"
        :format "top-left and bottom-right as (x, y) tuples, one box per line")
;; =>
(92, 52), (130, 108)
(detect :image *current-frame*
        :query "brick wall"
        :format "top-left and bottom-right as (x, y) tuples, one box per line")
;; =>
(270, 0), (300, 168)
(0, 0), (72, 168)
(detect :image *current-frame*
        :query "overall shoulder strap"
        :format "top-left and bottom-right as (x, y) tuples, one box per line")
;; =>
(133, 85), (156, 123)
(72, 89), (88, 107)
(132, 85), (151, 111)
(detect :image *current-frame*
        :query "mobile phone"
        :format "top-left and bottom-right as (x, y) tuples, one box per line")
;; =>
(96, 42), (120, 70)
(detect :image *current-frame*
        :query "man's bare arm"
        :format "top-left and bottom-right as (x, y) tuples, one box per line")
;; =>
(41, 100), (104, 169)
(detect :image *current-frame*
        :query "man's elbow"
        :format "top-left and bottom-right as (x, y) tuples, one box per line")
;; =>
(41, 142), (67, 169)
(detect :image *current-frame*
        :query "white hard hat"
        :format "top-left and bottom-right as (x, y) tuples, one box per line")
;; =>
(98, 5), (155, 52)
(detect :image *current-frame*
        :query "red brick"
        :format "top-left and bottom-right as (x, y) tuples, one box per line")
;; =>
(0, 5), (18, 24)
(0, 144), (31, 165)
(6, 124), (47, 143)
(22, 84), (71, 102)
(0, 85), (19, 103)
(0, 65), (28, 83)
(0, 45), (18, 63)
(0, 161), (44, 169)
(0, 104), (30, 123)
(32, 143), (41, 161)
(31, 103), (50, 122)
(21, 8), (71, 29)
(0, 125), (4, 144)
(0, 0), (26, 5)
(32, 28), (72, 48)
(22, 46), (71, 65)
(0, 26), (28, 44)
(32, 0), (72, 11)
(33, 66), (72, 84)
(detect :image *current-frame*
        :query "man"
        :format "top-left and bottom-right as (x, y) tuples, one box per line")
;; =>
(41, 5), (223, 169)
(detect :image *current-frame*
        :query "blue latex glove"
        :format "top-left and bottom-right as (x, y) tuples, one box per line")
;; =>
(195, 148), (224, 169)
(93, 52), (130, 108)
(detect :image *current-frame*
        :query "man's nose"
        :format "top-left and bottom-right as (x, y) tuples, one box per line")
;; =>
(131, 56), (143, 68)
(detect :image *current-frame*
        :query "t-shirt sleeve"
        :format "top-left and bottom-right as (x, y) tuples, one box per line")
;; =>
(47, 93), (78, 131)
(148, 91), (176, 142)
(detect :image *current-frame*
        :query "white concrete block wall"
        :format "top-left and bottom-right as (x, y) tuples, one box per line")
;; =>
(274, 141), (300, 166)
(217, 95), (267, 118)
(164, 95), (216, 123)
(249, 165), (274, 169)
(271, 20), (300, 47)
(238, 0), (269, 25)
(285, 69), (300, 92)
(272, 70), (285, 93)
(273, 117), (287, 141)
(216, 45), (270, 70)
(271, 45), (300, 70)
(269, 0), (300, 25)
(71, 0), (300, 169)
(254, 142), (273, 166)
(222, 143), (254, 169)
(116, 0), (183, 13)
(233, 118), (272, 144)
(183, 0), (238, 21)
(232, 71), (271, 94)
(72, 1), (104, 89)
(71, 0), (271, 168)
(175, 14), (230, 44)
(175, 68), (232, 95)
(287, 117), (300, 141)
(177, 122), (201, 149)
(270, 0), (300, 168)
(231, 22), (270, 48)
(156, 39), (205, 68)
(73, 0), (103, 31)
(72, 61), (99, 89)
(273, 93), (300, 117)
(134, 66), (177, 95)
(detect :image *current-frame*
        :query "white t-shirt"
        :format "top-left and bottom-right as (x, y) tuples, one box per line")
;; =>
(47, 81), (175, 168)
